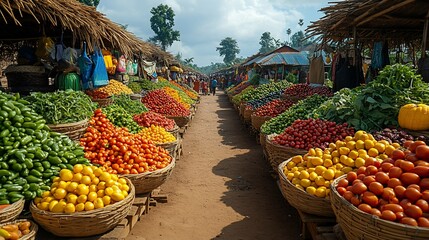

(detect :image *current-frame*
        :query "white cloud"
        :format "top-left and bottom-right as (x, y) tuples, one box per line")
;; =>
(97, 0), (329, 66)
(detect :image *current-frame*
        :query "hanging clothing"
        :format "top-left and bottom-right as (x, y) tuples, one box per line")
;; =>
(371, 41), (390, 70)
(308, 56), (324, 85)
(142, 60), (157, 78)
(333, 57), (360, 92)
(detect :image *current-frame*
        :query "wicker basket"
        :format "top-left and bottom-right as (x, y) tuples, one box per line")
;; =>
(156, 139), (179, 155)
(0, 219), (38, 240)
(278, 159), (335, 217)
(0, 198), (25, 224)
(243, 108), (253, 123)
(47, 119), (89, 141)
(92, 97), (113, 107)
(167, 125), (180, 138)
(123, 158), (175, 194)
(266, 134), (307, 171)
(165, 115), (191, 128)
(130, 94), (142, 101)
(331, 176), (429, 240)
(30, 178), (135, 237)
(251, 115), (272, 131)
(239, 102), (246, 116)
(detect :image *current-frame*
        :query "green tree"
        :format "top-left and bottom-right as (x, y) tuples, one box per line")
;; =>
(184, 57), (194, 64)
(149, 4), (180, 51)
(259, 32), (277, 54)
(291, 31), (309, 49)
(216, 37), (240, 65)
(78, 0), (100, 7)
(286, 28), (292, 44)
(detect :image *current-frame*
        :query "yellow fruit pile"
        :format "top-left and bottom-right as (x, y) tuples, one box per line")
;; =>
(34, 165), (130, 213)
(163, 87), (191, 109)
(139, 125), (176, 144)
(170, 81), (199, 99)
(283, 131), (400, 199)
(96, 80), (133, 96)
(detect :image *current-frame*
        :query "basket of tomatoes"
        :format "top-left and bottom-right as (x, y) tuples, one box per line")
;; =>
(0, 219), (37, 240)
(0, 199), (25, 224)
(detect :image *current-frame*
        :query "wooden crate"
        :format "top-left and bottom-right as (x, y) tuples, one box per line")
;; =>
(297, 210), (338, 240)
(149, 187), (168, 207)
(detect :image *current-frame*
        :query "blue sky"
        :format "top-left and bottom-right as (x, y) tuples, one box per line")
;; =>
(98, 0), (330, 66)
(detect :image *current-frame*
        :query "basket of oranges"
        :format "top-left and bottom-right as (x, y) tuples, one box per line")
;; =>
(139, 125), (179, 155)
(30, 165), (135, 237)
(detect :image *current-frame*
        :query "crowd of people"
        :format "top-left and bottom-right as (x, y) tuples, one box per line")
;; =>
(187, 76), (224, 96)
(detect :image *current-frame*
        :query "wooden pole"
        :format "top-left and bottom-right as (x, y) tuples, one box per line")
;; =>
(422, 12), (429, 59)
(356, 0), (415, 27)
(353, 27), (357, 66)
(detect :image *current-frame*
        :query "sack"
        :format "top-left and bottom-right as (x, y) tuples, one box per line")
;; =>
(117, 55), (126, 73)
(51, 32), (65, 61)
(62, 48), (78, 65)
(35, 37), (54, 60)
(77, 42), (93, 90)
(57, 73), (81, 91)
(126, 60), (138, 76)
(91, 47), (109, 88)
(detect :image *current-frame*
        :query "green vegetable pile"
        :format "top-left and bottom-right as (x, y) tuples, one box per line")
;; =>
(232, 85), (255, 104)
(261, 94), (329, 135)
(0, 92), (90, 203)
(102, 105), (142, 133)
(312, 64), (429, 131)
(128, 82), (143, 93)
(112, 94), (148, 115)
(236, 80), (291, 103)
(25, 90), (96, 124)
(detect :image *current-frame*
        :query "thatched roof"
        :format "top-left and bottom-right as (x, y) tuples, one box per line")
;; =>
(0, 0), (158, 59)
(307, 0), (429, 45)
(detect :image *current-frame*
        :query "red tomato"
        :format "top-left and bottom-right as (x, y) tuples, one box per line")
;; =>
(418, 217), (429, 227)
(351, 182), (367, 195)
(409, 141), (426, 153)
(365, 157), (375, 167)
(366, 166), (378, 176)
(337, 178), (349, 188)
(422, 190), (429, 201)
(401, 217), (418, 226)
(347, 172), (358, 182)
(381, 204), (404, 213)
(416, 199), (429, 212)
(382, 188), (395, 201)
(400, 161), (415, 172)
(406, 153), (419, 163)
(416, 145), (429, 161)
(369, 182), (384, 196)
(400, 173), (421, 186)
(381, 210), (397, 221)
(343, 191), (355, 201)
(387, 178), (402, 188)
(370, 208), (382, 217)
(381, 162), (394, 173)
(405, 205), (423, 219)
(394, 185), (407, 199)
(358, 203), (372, 214)
(389, 167), (403, 178)
(396, 211), (405, 221)
(375, 172), (390, 185)
(408, 184), (421, 191)
(351, 196), (361, 206)
(392, 150), (406, 160)
(405, 188), (422, 202)
(411, 166), (429, 178)
(400, 199), (413, 209)
(362, 191), (379, 207)
(363, 176), (376, 186)
(337, 187), (347, 196)
(356, 167), (366, 176)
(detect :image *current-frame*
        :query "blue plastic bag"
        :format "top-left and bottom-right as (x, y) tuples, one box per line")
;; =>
(91, 47), (109, 88)
(77, 42), (93, 90)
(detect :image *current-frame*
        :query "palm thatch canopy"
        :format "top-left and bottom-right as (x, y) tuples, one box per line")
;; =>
(307, 0), (429, 45)
(0, 0), (159, 59)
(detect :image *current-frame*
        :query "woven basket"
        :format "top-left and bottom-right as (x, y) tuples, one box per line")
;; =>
(260, 133), (267, 148)
(243, 108), (253, 123)
(0, 198), (25, 224)
(47, 119), (89, 141)
(30, 178), (135, 237)
(156, 139), (179, 155)
(251, 115), (272, 131)
(331, 176), (429, 240)
(92, 97), (113, 107)
(266, 134), (307, 171)
(167, 125), (180, 138)
(0, 219), (38, 240)
(130, 94), (142, 101)
(278, 159), (335, 217)
(165, 115), (191, 128)
(239, 102), (246, 116)
(123, 158), (175, 194)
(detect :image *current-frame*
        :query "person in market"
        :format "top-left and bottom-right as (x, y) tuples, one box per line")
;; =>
(210, 77), (218, 96)
(201, 79), (208, 95)
(193, 78), (200, 94)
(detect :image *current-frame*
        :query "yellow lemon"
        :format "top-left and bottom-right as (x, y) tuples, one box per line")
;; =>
(323, 159), (333, 168)
(306, 186), (317, 195)
(102, 196), (111, 206)
(359, 133), (370, 141)
(300, 179), (311, 188)
(368, 148), (379, 157)
(293, 171), (301, 179)
(335, 163), (344, 170)
(345, 136), (354, 142)
(75, 203), (85, 212)
(105, 179), (115, 187)
(66, 194), (78, 204)
(111, 174), (118, 182)
(64, 203), (76, 213)
(97, 181), (106, 190)
(38, 202), (49, 211)
(342, 167), (353, 173)
(92, 177), (100, 185)
(332, 157), (340, 164)
(364, 140), (375, 149)
(105, 187), (114, 196)
(354, 130), (365, 140)
(97, 190), (105, 198)
(315, 176), (325, 186)
(52, 176), (60, 183)
(286, 173), (294, 181)
(58, 181), (68, 189)
(66, 182), (79, 193)
(355, 140), (365, 150)
(344, 158), (355, 167)
(315, 187), (327, 198)
(94, 198), (104, 209)
(310, 157), (323, 166)
(348, 150), (359, 160)
(120, 184), (129, 192)
(81, 176), (92, 185)
(346, 141), (356, 150)
(375, 142), (386, 153)
(111, 192), (125, 202)
(34, 197), (42, 204)
(309, 172), (318, 181)
(335, 170), (345, 178)
(72, 173), (83, 182)
(299, 170), (310, 180)
(335, 140), (346, 149)
(323, 154), (332, 160)
(76, 184), (89, 196)
(122, 190), (128, 197)
(308, 148), (316, 156)
(88, 192), (98, 202)
(82, 166), (94, 176)
(60, 169), (73, 181)
(99, 172), (112, 182)
(339, 147), (350, 155)
(73, 164), (84, 174)
(77, 194), (87, 204)
(295, 184), (304, 191)
(42, 191), (51, 198)
(385, 145), (396, 156)
(84, 202), (95, 211)
(292, 178), (300, 185)
(53, 188), (67, 200)
(315, 166), (327, 176)
(93, 168), (103, 177)
(42, 196), (54, 204)
(89, 185), (98, 193)
(322, 169), (335, 180)
(392, 143), (400, 149)
(48, 200), (58, 211)
(287, 161), (296, 170)
(355, 157), (366, 168)
(51, 201), (66, 213)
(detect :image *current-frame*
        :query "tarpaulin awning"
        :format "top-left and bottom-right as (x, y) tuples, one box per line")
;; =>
(256, 52), (309, 66)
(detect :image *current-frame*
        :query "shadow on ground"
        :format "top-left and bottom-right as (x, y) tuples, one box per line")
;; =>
(211, 93), (300, 240)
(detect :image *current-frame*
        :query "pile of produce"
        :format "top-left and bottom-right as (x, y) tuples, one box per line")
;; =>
(163, 87), (191, 109)
(261, 94), (328, 135)
(246, 91), (282, 110)
(312, 64), (429, 131)
(0, 92), (90, 203)
(102, 105), (141, 134)
(228, 81), (251, 96)
(111, 94), (148, 115)
(0, 220), (33, 239)
(25, 90), (96, 124)
(86, 80), (133, 98)
(237, 80), (291, 103)
(138, 80), (158, 91)
(128, 82), (143, 93)
(282, 131), (400, 198)
(273, 119), (355, 150)
(232, 85), (255, 104)
(283, 84), (332, 100)
(133, 111), (176, 130)
(139, 125), (176, 144)
(81, 109), (172, 174)
(142, 89), (190, 117)
(335, 140), (429, 227)
(34, 166), (130, 213)
(253, 99), (295, 117)
(170, 81), (199, 100)
(371, 128), (426, 145)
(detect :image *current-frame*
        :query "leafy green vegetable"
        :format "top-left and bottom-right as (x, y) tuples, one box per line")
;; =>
(25, 90), (96, 124)
(112, 94), (148, 115)
(102, 105), (142, 133)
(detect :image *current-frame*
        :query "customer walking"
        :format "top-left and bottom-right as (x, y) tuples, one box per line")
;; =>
(210, 78), (218, 96)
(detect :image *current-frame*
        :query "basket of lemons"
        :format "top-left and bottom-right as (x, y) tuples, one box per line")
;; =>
(30, 165), (135, 237)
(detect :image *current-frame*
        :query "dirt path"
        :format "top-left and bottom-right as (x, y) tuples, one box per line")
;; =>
(127, 93), (300, 240)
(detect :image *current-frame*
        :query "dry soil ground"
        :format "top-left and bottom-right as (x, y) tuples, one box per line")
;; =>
(127, 92), (301, 240)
